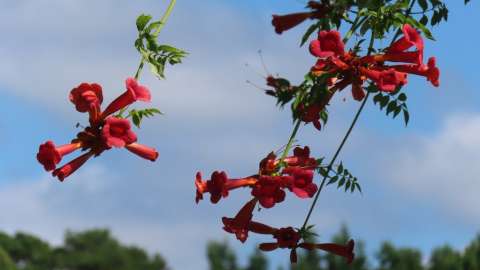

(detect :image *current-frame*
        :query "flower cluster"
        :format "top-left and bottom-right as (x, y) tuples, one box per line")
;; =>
(196, 146), (354, 263)
(37, 78), (159, 181)
(196, 146), (318, 208)
(220, 198), (355, 264)
(267, 24), (439, 131)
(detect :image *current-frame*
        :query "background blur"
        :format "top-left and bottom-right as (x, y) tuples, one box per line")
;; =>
(0, 1), (479, 269)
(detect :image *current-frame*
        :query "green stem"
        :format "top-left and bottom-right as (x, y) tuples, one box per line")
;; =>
(278, 119), (302, 162)
(134, 0), (177, 80)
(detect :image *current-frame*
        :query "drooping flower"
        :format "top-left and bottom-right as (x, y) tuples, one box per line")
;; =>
(102, 117), (137, 148)
(309, 30), (345, 58)
(391, 57), (440, 87)
(359, 67), (407, 92)
(37, 141), (82, 171)
(125, 143), (159, 161)
(258, 226), (302, 263)
(101, 77), (151, 118)
(52, 151), (95, 181)
(222, 198), (258, 243)
(272, 1), (329, 34)
(299, 239), (355, 264)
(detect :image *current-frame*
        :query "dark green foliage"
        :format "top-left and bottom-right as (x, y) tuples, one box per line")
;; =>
(377, 242), (423, 270)
(0, 229), (167, 270)
(0, 247), (16, 270)
(55, 229), (167, 270)
(246, 248), (268, 270)
(207, 241), (239, 270)
(429, 245), (462, 270)
(462, 234), (480, 270)
(0, 232), (53, 270)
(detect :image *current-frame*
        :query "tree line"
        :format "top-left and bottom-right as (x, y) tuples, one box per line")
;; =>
(0, 226), (479, 270)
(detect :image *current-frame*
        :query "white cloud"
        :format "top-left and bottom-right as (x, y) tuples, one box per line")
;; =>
(384, 113), (480, 224)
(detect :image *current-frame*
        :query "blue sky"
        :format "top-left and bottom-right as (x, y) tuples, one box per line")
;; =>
(0, 1), (479, 269)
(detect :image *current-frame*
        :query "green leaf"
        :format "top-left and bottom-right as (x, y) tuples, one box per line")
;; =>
(418, 0), (428, 11)
(355, 182), (363, 194)
(136, 14), (152, 31)
(132, 112), (140, 128)
(345, 180), (351, 192)
(386, 101), (397, 115)
(398, 93), (407, 102)
(338, 177), (346, 188)
(337, 162), (344, 174)
(403, 108), (410, 126)
(300, 23), (319, 47)
(327, 176), (339, 185)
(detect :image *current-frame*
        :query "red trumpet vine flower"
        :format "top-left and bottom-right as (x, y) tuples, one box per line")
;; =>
(259, 146), (317, 175)
(37, 141), (82, 171)
(52, 151), (95, 182)
(259, 152), (278, 175)
(222, 198), (258, 243)
(125, 143), (159, 161)
(284, 146), (318, 169)
(195, 171), (257, 204)
(391, 57), (440, 87)
(272, 1), (329, 34)
(299, 239), (355, 264)
(102, 116), (137, 148)
(69, 83), (103, 122)
(282, 167), (317, 198)
(251, 175), (287, 208)
(258, 226), (302, 263)
(251, 222), (355, 264)
(388, 24), (424, 53)
(309, 30), (345, 58)
(101, 77), (152, 119)
(359, 67), (408, 92)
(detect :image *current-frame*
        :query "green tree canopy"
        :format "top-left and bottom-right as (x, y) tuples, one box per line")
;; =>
(0, 247), (17, 270)
(377, 242), (423, 270)
(429, 244), (462, 270)
(207, 240), (239, 270)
